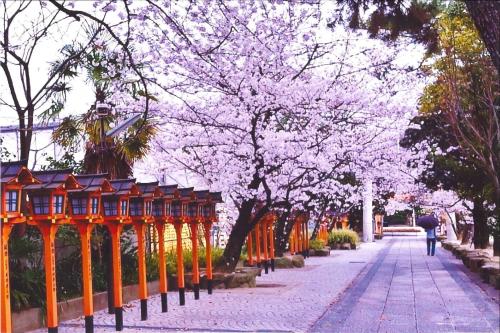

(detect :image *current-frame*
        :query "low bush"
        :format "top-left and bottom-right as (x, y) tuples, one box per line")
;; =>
(309, 239), (326, 250)
(328, 229), (359, 247)
(165, 246), (225, 275)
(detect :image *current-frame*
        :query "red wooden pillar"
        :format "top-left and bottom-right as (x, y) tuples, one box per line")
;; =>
(133, 223), (148, 320)
(262, 221), (269, 274)
(302, 220), (307, 257)
(296, 219), (302, 254)
(0, 224), (14, 333)
(247, 232), (253, 266)
(155, 223), (168, 312)
(254, 224), (261, 267)
(107, 223), (124, 331)
(305, 221), (309, 257)
(174, 223), (185, 305)
(189, 223), (200, 300)
(294, 223), (300, 255)
(77, 224), (94, 332)
(40, 223), (59, 333)
(269, 219), (275, 271)
(203, 222), (213, 294)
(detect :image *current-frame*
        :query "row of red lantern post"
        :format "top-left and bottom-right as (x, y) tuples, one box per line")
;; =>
(246, 213), (276, 273)
(289, 213), (309, 257)
(246, 212), (310, 273)
(0, 161), (222, 333)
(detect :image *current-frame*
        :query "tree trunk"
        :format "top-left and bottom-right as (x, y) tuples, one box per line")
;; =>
(218, 200), (256, 272)
(274, 210), (295, 257)
(494, 236), (500, 257)
(464, 1), (500, 75)
(472, 197), (489, 249)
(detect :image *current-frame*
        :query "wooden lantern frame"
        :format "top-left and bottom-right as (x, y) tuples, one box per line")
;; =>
(1, 161), (40, 333)
(68, 174), (114, 333)
(170, 187), (195, 305)
(24, 169), (82, 333)
(102, 178), (140, 331)
(130, 181), (162, 321)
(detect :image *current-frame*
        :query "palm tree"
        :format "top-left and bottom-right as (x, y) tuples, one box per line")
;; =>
(52, 47), (156, 179)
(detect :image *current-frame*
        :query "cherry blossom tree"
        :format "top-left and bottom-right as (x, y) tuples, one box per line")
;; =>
(102, 1), (426, 270)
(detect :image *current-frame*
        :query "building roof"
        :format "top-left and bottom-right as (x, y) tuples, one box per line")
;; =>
(178, 187), (194, 200)
(194, 190), (210, 201)
(1, 160), (39, 184)
(136, 181), (160, 198)
(105, 179), (140, 196)
(159, 184), (178, 198)
(24, 169), (80, 190)
(209, 192), (223, 203)
(69, 174), (113, 193)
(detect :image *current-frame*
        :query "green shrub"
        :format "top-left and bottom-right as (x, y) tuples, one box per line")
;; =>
(328, 229), (359, 246)
(165, 246), (225, 275)
(309, 239), (326, 250)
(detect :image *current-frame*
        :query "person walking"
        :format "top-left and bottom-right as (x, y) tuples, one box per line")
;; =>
(426, 227), (437, 256)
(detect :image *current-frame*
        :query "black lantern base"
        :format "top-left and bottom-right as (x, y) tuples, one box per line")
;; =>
(140, 299), (147, 321)
(85, 315), (94, 333)
(207, 279), (213, 294)
(193, 283), (200, 300)
(115, 307), (123, 331)
(179, 288), (185, 306)
(271, 258), (275, 271)
(161, 292), (168, 312)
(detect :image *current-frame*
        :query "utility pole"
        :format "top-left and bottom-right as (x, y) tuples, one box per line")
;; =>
(362, 177), (374, 242)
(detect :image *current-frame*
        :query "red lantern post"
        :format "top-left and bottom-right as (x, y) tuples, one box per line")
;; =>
(268, 213), (276, 271)
(69, 174), (114, 333)
(102, 179), (139, 331)
(0, 161), (39, 333)
(155, 184), (178, 312)
(262, 220), (269, 274)
(172, 187), (195, 305)
(24, 169), (82, 333)
(131, 182), (162, 320)
(203, 192), (221, 294)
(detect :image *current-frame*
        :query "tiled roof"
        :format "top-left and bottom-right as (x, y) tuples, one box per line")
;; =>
(136, 181), (159, 197)
(194, 190), (210, 201)
(24, 169), (77, 190)
(106, 179), (139, 195)
(70, 174), (112, 193)
(178, 187), (194, 199)
(0, 160), (38, 184)
(159, 184), (178, 197)
(209, 192), (223, 203)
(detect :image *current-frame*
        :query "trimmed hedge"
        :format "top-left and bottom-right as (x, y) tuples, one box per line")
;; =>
(309, 239), (326, 250)
(328, 229), (359, 247)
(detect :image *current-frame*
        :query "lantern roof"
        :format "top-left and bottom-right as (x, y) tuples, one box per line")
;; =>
(25, 169), (81, 190)
(159, 184), (178, 198)
(0, 160), (40, 185)
(70, 174), (114, 193)
(194, 190), (210, 201)
(106, 178), (140, 196)
(209, 191), (223, 203)
(136, 181), (160, 198)
(178, 187), (195, 200)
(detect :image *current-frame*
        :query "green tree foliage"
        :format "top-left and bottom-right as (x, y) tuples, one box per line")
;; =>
(401, 2), (499, 249)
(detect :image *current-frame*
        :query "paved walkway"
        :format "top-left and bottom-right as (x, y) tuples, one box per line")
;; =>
(312, 237), (499, 333)
(32, 236), (499, 332)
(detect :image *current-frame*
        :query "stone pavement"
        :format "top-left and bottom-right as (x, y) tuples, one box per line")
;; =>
(32, 240), (385, 333)
(31, 236), (499, 333)
(311, 237), (500, 333)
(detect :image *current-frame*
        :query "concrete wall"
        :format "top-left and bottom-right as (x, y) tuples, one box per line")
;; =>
(12, 280), (160, 333)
